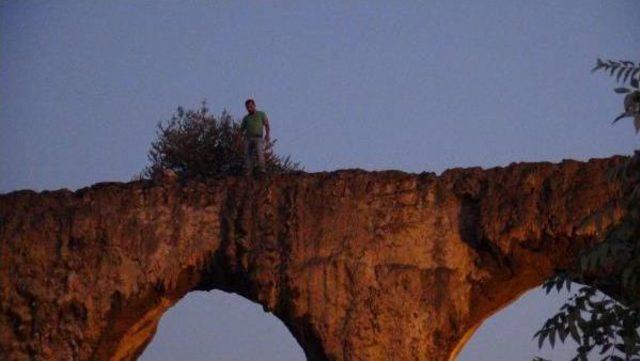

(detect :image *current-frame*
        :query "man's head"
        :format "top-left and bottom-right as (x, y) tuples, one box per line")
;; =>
(245, 99), (256, 114)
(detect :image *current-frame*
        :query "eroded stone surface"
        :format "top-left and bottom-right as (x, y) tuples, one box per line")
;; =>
(0, 157), (628, 361)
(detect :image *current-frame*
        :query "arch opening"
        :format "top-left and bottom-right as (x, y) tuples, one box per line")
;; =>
(455, 284), (597, 360)
(139, 290), (306, 361)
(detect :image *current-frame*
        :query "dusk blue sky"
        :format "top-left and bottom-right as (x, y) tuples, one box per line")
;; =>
(1, 1), (639, 360)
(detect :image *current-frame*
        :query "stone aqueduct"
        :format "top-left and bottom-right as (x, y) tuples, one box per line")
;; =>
(0, 157), (628, 360)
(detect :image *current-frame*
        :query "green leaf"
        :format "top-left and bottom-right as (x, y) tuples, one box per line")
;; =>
(538, 329), (548, 349)
(631, 67), (640, 82)
(613, 112), (629, 124)
(624, 67), (636, 83)
(617, 67), (627, 82)
(545, 281), (555, 294)
(559, 325), (569, 343)
(570, 321), (580, 343)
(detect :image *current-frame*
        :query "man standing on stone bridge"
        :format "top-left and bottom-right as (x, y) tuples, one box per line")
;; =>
(240, 98), (271, 176)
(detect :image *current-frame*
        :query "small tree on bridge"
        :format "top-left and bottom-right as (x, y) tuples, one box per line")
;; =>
(142, 101), (302, 179)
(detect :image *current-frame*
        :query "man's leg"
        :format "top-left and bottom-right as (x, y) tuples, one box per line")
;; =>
(256, 137), (265, 173)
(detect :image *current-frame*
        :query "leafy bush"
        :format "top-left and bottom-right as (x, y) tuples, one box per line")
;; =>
(533, 60), (640, 361)
(142, 102), (302, 179)
(592, 59), (640, 133)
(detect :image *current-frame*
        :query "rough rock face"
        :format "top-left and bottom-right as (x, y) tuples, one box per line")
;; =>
(0, 157), (629, 361)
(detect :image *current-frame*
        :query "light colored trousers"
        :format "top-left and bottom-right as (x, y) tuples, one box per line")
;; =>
(244, 136), (265, 173)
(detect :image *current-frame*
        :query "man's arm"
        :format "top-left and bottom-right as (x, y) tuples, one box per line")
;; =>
(263, 113), (270, 143)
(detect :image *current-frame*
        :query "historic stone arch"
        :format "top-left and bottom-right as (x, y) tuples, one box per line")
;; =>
(0, 156), (628, 360)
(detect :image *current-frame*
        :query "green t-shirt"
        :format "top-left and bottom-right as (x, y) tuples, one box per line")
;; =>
(241, 111), (267, 137)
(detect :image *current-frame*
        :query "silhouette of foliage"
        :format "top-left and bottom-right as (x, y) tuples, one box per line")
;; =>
(532, 59), (640, 361)
(592, 59), (640, 133)
(592, 59), (640, 89)
(142, 101), (302, 179)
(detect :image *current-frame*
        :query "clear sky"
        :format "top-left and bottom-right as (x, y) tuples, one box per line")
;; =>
(1, 1), (638, 360)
